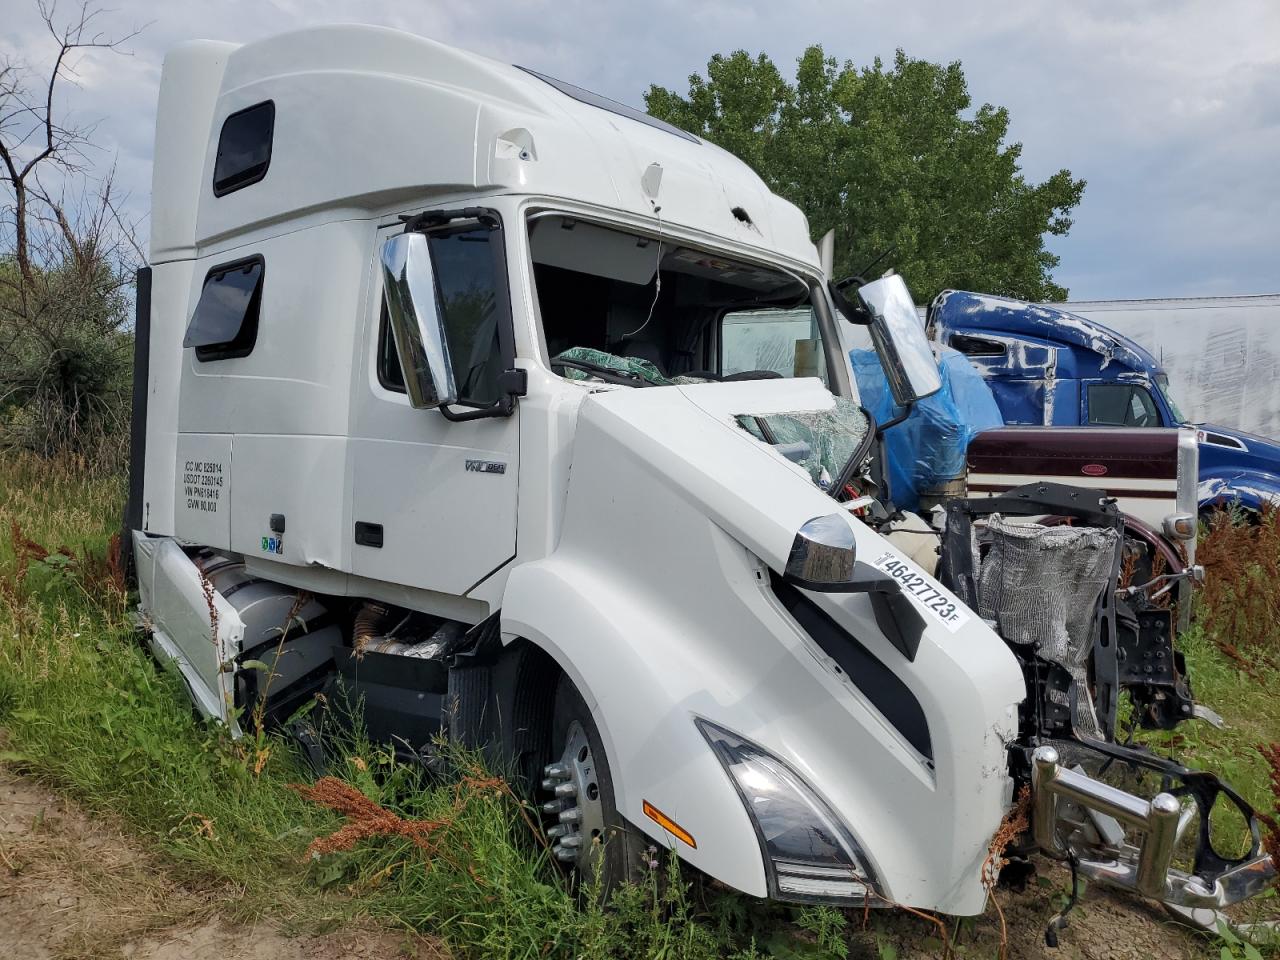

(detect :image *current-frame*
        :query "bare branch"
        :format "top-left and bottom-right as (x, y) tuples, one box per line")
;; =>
(0, 0), (145, 282)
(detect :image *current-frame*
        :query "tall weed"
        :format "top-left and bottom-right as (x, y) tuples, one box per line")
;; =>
(1197, 507), (1280, 662)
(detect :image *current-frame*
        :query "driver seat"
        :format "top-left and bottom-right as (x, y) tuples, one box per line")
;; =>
(614, 339), (667, 376)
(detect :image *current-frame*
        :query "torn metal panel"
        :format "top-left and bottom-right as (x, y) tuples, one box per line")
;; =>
(133, 532), (245, 725)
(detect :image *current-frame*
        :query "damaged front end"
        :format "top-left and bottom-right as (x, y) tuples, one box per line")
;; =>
(938, 482), (1277, 914)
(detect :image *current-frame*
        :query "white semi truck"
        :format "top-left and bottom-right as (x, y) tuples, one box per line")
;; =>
(125, 24), (1274, 923)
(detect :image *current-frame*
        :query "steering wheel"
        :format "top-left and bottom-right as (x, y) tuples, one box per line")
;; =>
(552, 357), (656, 387)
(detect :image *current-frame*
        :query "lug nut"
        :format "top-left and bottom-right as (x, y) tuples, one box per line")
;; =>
(559, 806), (581, 824)
(554, 846), (578, 862)
(547, 824), (567, 839)
(542, 800), (562, 814)
(554, 782), (577, 798)
(541, 778), (557, 791)
(559, 835), (582, 850)
(544, 762), (570, 779)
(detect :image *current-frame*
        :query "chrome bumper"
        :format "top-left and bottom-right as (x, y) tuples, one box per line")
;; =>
(1032, 746), (1277, 908)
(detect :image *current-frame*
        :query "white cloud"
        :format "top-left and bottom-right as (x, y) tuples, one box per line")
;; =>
(1, 0), (1276, 298)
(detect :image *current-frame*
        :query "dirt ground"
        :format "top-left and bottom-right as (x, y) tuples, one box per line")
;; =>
(0, 765), (1231, 960)
(0, 767), (442, 960)
(860, 862), (1220, 960)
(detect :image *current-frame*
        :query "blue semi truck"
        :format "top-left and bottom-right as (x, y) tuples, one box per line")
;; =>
(927, 290), (1280, 515)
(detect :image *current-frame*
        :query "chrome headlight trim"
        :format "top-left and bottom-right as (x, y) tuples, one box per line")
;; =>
(696, 718), (881, 904)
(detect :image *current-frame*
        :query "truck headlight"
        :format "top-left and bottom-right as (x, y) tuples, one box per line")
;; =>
(1162, 512), (1197, 541)
(697, 719), (879, 903)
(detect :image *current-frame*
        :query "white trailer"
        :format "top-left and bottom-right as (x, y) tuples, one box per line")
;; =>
(126, 25), (1274, 919)
(1058, 295), (1280, 438)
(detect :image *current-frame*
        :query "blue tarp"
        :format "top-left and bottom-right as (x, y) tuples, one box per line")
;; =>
(850, 346), (1004, 510)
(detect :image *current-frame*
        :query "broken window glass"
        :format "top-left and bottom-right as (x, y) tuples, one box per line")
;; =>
(737, 395), (870, 488)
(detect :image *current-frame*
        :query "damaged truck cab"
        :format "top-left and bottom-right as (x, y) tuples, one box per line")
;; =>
(129, 25), (1274, 923)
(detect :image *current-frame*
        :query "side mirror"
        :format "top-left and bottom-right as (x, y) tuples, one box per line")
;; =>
(380, 233), (457, 409)
(857, 275), (942, 407)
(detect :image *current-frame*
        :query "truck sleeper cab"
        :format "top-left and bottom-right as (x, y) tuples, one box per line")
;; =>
(128, 25), (1275, 923)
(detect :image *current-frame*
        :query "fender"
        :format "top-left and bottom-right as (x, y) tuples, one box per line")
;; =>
(501, 383), (1026, 914)
(1198, 467), (1280, 515)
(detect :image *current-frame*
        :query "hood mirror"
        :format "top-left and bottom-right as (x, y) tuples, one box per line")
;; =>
(380, 232), (458, 409)
(856, 274), (942, 407)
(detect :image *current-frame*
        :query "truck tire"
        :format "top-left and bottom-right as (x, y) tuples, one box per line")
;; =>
(541, 673), (648, 897)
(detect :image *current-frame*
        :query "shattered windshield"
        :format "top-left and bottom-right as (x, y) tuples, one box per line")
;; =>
(553, 347), (872, 490)
(736, 395), (870, 489)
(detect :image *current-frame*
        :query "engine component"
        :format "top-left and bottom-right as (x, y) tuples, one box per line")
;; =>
(939, 482), (1125, 740)
(353, 601), (393, 653)
(193, 553), (340, 725)
(977, 516), (1119, 739)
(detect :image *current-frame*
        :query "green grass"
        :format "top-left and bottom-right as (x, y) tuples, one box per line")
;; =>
(0, 453), (838, 959)
(1, 453), (1277, 957)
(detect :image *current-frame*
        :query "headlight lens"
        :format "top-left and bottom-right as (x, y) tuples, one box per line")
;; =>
(697, 719), (879, 903)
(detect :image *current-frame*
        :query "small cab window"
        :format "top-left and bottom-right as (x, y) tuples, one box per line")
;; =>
(184, 257), (264, 361)
(950, 334), (1006, 357)
(721, 307), (827, 384)
(1087, 382), (1161, 427)
(376, 304), (406, 392)
(378, 224), (505, 405)
(213, 101), (275, 196)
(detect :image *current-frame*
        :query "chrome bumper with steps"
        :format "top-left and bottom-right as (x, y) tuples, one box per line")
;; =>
(1032, 745), (1277, 909)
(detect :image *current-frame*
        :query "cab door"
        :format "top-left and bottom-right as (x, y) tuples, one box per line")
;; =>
(349, 218), (520, 598)
(1082, 380), (1164, 428)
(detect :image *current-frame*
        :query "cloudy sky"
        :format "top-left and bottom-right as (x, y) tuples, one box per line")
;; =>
(4, 0), (1277, 300)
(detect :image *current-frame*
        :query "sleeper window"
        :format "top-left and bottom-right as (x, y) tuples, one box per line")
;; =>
(184, 257), (264, 361)
(950, 334), (1006, 357)
(213, 101), (275, 196)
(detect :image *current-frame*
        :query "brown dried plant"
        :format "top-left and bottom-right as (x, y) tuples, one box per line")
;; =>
(198, 570), (218, 646)
(1118, 544), (1138, 591)
(1197, 506), (1280, 660)
(1257, 743), (1280, 874)
(6, 520), (125, 609)
(291, 768), (512, 866)
(981, 786), (1032, 960)
(292, 777), (450, 859)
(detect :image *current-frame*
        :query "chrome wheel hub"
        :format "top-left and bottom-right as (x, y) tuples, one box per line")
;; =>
(541, 720), (606, 868)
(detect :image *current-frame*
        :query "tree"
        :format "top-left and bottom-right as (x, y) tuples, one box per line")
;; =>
(645, 47), (1085, 302)
(0, 1), (143, 464)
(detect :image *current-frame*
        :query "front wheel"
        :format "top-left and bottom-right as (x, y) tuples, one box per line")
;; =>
(540, 674), (648, 896)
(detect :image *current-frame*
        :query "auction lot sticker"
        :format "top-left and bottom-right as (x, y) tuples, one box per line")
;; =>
(869, 551), (970, 633)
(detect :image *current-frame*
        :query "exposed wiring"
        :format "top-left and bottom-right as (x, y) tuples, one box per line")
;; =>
(620, 202), (664, 340)
(1117, 570), (1192, 600)
(1044, 852), (1080, 947)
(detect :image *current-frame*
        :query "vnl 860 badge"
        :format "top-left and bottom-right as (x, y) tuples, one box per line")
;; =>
(868, 551), (970, 633)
